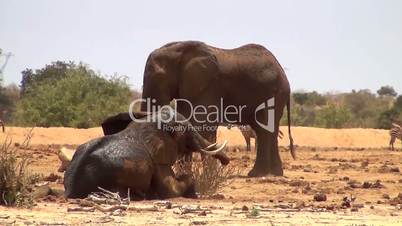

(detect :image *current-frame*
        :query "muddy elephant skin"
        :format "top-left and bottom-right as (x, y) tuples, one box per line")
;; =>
(64, 109), (229, 199)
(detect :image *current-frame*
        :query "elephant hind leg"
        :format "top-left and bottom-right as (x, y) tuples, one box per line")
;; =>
(152, 165), (195, 199)
(248, 105), (283, 177)
(247, 129), (282, 177)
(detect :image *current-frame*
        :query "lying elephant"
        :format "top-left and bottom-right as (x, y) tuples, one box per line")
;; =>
(63, 108), (229, 199)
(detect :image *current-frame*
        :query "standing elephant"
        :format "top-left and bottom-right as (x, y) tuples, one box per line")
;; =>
(64, 108), (229, 199)
(141, 41), (294, 177)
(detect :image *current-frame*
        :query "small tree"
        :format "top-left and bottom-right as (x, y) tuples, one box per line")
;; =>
(377, 85), (397, 97)
(20, 61), (75, 96)
(377, 109), (399, 129)
(377, 95), (402, 128)
(293, 93), (309, 106)
(394, 95), (402, 111)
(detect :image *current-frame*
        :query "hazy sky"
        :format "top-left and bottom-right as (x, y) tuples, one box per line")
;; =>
(1, 0), (402, 93)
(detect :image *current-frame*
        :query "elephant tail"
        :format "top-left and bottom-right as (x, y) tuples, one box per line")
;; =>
(287, 98), (296, 159)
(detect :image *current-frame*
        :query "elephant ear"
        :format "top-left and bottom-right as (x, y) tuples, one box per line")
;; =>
(179, 47), (219, 99)
(102, 112), (151, 135)
(101, 112), (133, 135)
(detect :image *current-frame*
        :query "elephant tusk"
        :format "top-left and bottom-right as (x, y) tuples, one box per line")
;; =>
(200, 140), (228, 155)
(205, 142), (218, 150)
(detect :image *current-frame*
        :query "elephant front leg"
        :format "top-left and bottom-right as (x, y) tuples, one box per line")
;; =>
(153, 165), (195, 199)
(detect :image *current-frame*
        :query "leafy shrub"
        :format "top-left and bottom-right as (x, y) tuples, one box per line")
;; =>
(14, 62), (131, 128)
(315, 103), (351, 128)
(20, 61), (75, 96)
(287, 87), (400, 129)
(377, 109), (401, 129)
(293, 91), (326, 106)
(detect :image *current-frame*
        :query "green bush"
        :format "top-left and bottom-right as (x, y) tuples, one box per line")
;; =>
(8, 61), (402, 129)
(315, 104), (351, 128)
(287, 88), (399, 129)
(377, 95), (402, 128)
(377, 109), (400, 129)
(14, 62), (131, 128)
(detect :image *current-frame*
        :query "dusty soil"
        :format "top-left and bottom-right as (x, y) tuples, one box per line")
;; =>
(0, 126), (401, 225)
(0, 126), (393, 148)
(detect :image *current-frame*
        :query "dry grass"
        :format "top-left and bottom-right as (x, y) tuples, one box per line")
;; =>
(0, 128), (36, 207)
(174, 154), (239, 196)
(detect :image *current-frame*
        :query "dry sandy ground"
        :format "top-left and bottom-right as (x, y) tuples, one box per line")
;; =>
(0, 126), (393, 148)
(0, 126), (401, 225)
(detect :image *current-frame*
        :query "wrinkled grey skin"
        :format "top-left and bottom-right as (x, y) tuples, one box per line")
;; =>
(141, 41), (294, 177)
(64, 109), (229, 199)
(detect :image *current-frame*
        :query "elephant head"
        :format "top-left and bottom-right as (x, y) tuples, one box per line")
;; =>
(154, 107), (229, 165)
(141, 41), (219, 110)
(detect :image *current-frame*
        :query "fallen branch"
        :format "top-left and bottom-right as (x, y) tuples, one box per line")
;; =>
(97, 187), (121, 202)
(128, 205), (160, 212)
(94, 204), (128, 212)
(176, 205), (212, 214)
(67, 206), (95, 212)
(70, 187), (133, 213)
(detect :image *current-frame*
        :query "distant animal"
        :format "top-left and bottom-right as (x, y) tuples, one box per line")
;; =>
(227, 125), (283, 151)
(389, 123), (402, 151)
(0, 119), (4, 132)
(239, 125), (256, 151)
(63, 108), (229, 199)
